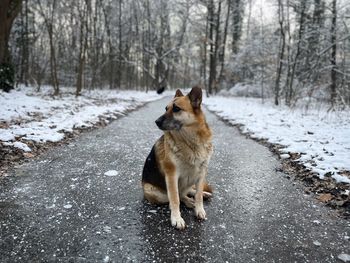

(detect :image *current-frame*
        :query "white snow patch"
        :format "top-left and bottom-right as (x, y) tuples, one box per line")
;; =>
(103, 226), (112, 234)
(0, 131), (15, 141)
(280, 153), (290, 159)
(204, 96), (350, 184)
(313, 241), (321, 246)
(332, 174), (350, 184)
(118, 206), (126, 211)
(3, 141), (32, 152)
(63, 204), (72, 209)
(103, 256), (110, 263)
(313, 220), (321, 225)
(104, 170), (119, 177)
(338, 254), (350, 262)
(0, 86), (165, 148)
(13, 141), (32, 152)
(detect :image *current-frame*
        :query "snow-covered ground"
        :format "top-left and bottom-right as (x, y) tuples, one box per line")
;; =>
(204, 96), (350, 184)
(0, 86), (166, 152)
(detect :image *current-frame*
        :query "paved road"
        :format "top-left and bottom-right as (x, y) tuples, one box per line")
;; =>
(0, 97), (349, 262)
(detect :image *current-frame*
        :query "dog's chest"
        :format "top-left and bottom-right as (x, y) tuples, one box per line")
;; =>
(173, 143), (212, 188)
(165, 132), (212, 188)
(173, 142), (212, 167)
(176, 158), (203, 189)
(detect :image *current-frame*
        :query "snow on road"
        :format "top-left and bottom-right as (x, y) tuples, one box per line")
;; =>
(204, 96), (350, 184)
(0, 86), (166, 152)
(104, 170), (119, 177)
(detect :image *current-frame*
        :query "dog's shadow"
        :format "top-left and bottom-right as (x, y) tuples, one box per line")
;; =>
(139, 200), (209, 261)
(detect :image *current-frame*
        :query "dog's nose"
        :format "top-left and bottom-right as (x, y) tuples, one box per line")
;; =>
(155, 116), (164, 128)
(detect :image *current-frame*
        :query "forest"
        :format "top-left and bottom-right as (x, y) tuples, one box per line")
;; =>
(0, 0), (349, 107)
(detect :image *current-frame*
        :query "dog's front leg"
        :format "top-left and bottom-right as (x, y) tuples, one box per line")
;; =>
(165, 172), (186, 229)
(194, 168), (207, 220)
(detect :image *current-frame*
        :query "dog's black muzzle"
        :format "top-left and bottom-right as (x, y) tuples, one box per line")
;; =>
(155, 115), (182, 131)
(155, 115), (165, 129)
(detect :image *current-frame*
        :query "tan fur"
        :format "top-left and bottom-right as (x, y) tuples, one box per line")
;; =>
(142, 86), (213, 230)
(143, 183), (168, 204)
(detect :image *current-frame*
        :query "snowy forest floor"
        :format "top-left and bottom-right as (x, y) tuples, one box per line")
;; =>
(204, 96), (350, 217)
(0, 86), (167, 176)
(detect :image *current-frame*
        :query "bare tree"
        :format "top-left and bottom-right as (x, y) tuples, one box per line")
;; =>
(37, 0), (59, 95)
(207, 0), (216, 94)
(231, 0), (244, 54)
(274, 0), (286, 106)
(286, 0), (307, 105)
(0, 0), (22, 91)
(75, 0), (89, 96)
(330, 0), (337, 107)
(218, 0), (231, 88)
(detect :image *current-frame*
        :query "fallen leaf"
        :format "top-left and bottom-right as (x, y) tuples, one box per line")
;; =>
(317, 193), (333, 203)
(23, 153), (35, 158)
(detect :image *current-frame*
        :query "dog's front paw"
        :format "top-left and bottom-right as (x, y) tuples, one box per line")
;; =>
(195, 207), (207, 220)
(171, 214), (186, 230)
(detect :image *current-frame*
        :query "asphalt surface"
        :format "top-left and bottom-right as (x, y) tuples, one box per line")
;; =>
(0, 97), (349, 263)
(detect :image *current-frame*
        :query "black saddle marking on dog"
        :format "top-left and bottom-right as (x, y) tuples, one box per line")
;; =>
(142, 146), (166, 191)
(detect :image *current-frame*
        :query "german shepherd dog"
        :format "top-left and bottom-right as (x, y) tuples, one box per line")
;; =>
(142, 86), (213, 229)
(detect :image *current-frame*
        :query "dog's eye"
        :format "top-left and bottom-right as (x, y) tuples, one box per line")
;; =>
(165, 106), (168, 111)
(172, 105), (181, 113)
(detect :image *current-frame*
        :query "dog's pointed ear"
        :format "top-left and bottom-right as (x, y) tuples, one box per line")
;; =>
(174, 89), (184, 97)
(188, 86), (202, 109)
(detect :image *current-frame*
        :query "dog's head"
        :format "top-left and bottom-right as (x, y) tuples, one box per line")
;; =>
(155, 86), (203, 131)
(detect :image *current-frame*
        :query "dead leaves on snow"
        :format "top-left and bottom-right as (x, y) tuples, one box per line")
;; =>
(275, 149), (350, 218)
(280, 172), (349, 220)
(317, 193), (333, 203)
(23, 152), (35, 158)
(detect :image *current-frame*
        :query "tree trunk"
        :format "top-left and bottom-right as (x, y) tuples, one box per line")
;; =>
(218, 0), (231, 88)
(231, 0), (243, 54)
(48, 23), (59, 96)
(330, 0), (337, 107)
(76, 1), (89, 97)
(286, 0), (307, 106)
(202, 7), (209, 96)
(208, 0), (215, 95)
(274, 0), (285, 106)
(117, 0), (123, 89)
(19, 0), (29, 85)
(212, 1), (221, 94)
(89, 0), (101, 89)
(102, 5), (114, 89)
(37, 0), (59, 95)
(284, 0), (292, 103)
(0, 0), (22, 91)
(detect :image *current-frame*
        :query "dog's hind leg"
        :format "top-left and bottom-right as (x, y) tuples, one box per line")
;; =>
(188, 182), (213, 200)
(143, 183), (169, 204)
(180, 195), (195, 208)
(179, 186), (196, 208)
